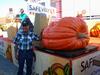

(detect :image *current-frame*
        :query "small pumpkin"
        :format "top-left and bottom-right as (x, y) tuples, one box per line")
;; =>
(42, 17), (89, 50)
(90, 23), (100, 37)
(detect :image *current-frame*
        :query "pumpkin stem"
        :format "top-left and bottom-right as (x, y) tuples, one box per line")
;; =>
(77, 33), (88, 38)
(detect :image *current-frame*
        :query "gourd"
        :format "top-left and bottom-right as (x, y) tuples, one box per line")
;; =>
(42, 17), (90, 50)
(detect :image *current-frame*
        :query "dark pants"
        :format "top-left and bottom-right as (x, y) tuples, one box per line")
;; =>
(17, 49), (35, 75)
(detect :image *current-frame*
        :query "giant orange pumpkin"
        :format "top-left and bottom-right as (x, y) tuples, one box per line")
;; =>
(41, 17), (90, 50)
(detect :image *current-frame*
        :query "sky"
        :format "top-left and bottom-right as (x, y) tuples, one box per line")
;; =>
(0, 0), (27, 17)
(1, 0), (100, 18)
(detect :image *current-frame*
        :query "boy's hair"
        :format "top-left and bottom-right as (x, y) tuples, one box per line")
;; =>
(22, 18), (30, 26)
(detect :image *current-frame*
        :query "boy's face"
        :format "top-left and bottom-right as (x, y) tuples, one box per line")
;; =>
(22, 26), (29, 32)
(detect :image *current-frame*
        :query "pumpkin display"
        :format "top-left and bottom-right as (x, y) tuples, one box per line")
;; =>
(41, 17), (90, 50)
(90, 23), (100, 37)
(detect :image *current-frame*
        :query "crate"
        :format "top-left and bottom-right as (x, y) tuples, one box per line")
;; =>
(34, 45), (100, 75)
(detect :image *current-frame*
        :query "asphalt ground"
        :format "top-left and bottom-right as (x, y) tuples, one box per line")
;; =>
(0, 55), (18, 75)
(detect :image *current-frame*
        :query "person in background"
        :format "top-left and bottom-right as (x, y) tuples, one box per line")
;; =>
(6, 8), (15, 23)
(19, 9), (34, 32)
(12, 14), (21, 32)
(13, 18), (39, 75)
(19, 8), (28, 22)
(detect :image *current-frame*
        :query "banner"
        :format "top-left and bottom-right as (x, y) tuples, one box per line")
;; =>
(27, 3), (56, 16)
(72, 51), (100, 75)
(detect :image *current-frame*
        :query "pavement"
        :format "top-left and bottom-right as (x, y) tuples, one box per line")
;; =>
(0, 55), (18, 75)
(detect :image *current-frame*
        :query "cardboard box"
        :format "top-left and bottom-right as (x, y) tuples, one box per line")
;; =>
(7, 26), (17, 40)
(34, 13), (49, 36)
(33, 13), (49, 47)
